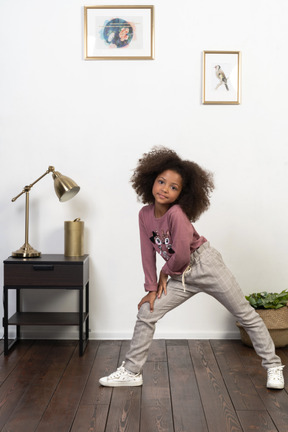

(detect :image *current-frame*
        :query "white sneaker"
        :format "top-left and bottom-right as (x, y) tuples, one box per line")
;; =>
(267, 366), (285, 389)
(99, 362), (143, 387)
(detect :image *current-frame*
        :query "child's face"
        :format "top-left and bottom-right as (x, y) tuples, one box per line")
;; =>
(152, 170), (183, 209)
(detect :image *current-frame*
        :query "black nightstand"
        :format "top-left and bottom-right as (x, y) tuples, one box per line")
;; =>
(3, 254), (89, 356)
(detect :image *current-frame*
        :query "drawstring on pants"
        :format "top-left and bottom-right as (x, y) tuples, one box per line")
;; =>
(182, 264), (192, 292)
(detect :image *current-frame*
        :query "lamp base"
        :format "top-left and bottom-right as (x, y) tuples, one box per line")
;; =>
(12, 243), (41, 258)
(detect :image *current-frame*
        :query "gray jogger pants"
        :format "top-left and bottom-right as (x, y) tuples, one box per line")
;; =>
(125, 242), (281, 372)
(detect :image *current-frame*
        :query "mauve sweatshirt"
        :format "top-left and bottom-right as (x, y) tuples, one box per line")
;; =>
(139, 204), (207, 291)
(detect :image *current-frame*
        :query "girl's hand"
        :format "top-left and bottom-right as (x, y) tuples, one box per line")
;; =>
(157, 270), (168, 298)
(138, 291), (157, 312)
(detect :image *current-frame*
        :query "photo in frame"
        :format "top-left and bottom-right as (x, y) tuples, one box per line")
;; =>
(84, 5), (154, 60)
(202, 51), (241, 104)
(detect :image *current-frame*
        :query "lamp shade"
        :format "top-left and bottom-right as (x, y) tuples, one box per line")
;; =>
(53, 171), (80, 202)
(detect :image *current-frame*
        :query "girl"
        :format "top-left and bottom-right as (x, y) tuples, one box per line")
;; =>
(100, 147), (285, 389)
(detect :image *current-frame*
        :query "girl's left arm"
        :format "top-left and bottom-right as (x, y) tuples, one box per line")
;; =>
(157, 270), (168, 298)
(162, 207), (193, 276)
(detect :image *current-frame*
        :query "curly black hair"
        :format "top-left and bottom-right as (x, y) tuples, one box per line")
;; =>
(131, 147), (214, 221)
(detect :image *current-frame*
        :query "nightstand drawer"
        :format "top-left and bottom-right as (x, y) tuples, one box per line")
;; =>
(4, 263), (83, 287)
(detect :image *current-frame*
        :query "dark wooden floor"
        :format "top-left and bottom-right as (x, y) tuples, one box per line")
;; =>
(0, 339), (288, 432)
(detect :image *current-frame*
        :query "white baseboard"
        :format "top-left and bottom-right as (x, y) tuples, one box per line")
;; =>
(15, 327), (241, 340)
(89, 330), (241, 340)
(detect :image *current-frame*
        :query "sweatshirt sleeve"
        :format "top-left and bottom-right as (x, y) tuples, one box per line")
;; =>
(161, 207), (192, 276)
(139, 210), (158, 292)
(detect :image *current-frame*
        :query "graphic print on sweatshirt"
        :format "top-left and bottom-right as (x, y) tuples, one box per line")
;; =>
(149, 230), (175, 260)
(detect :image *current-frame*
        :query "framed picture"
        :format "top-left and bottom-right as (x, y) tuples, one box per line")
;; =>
(84, 5), (154, 60)
(202, 51), (241, 104)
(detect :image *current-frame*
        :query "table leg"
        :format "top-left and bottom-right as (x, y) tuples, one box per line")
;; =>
(3, 287), (8, 355)
(85, 282), (89, 345)
(16, 289), (20, 340)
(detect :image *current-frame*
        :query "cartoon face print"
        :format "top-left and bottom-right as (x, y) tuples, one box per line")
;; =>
(163, 231), (175, 254)
(150, 230), (175, 259)
(150, 231), (162, 248)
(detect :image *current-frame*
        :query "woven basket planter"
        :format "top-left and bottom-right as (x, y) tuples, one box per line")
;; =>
(236, 306), (288, 348)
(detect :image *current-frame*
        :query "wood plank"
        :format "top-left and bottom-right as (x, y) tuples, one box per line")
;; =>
(80, 340), (121, 405)
(276, 346), (288, 376)
(167, 343), (208, 432)
(188, 340), (242, 432)
(147, 339), (167, 362)
(0, 341), (54, 430)
(211, 340), (265, 410)
(35, 340), (99, 432)
(141, 361), (174, 432)
(2, 341), (76, 432)
(230, 340), (288, 432)
(0, 340), (33, 385)
(71, 404), (109, 432)
(166, 339), (188, 346)
(237, 410), (278, 431)
(105, 387), (141, 432)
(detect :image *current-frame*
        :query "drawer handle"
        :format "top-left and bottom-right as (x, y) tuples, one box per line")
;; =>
(33, 265), (54, 271)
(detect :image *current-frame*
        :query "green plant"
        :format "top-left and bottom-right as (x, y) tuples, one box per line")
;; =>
(246, 290), (288, 310)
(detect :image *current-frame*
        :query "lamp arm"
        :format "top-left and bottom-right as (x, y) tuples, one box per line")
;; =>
(11, 166), (55, 202)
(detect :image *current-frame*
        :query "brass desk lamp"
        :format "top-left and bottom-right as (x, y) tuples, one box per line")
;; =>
(11, 166), (80, 258)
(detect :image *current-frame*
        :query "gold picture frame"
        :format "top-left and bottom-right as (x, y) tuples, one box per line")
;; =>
(202, 51), (241, 104)
(84, 5), (155, 60)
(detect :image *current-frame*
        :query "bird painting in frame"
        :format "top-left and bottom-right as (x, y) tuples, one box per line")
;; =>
(215, 65), (229, 91)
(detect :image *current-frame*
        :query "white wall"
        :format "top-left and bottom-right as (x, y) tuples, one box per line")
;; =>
(1, 0), (288, 340)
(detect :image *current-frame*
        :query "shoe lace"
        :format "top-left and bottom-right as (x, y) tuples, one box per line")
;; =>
(268, 366), (284, 380)
(109, 362), (127, 378)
